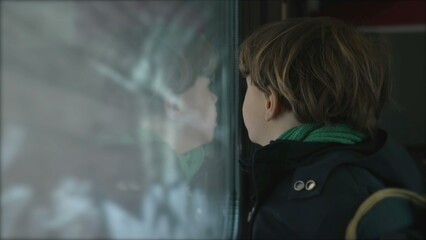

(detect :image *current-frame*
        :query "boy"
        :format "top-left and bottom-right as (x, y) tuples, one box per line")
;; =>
(239, 17), (423, 239)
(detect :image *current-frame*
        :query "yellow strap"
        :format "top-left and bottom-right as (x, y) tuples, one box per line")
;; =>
(345, 188), (426, 240)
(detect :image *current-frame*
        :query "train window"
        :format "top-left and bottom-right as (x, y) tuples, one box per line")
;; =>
(1, 1), (239, 239)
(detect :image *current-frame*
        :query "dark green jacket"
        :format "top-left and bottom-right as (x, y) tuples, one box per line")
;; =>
(248, 130), (423, 239)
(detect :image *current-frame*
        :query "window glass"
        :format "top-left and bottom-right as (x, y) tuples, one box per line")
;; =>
(1, 1), (238, 239)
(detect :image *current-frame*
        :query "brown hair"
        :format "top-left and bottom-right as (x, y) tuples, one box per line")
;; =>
(239, 17), (391, 137)
(91, 25), (216, 94)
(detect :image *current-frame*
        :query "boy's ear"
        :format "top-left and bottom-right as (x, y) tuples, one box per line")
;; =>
(264, 86), (282, 121)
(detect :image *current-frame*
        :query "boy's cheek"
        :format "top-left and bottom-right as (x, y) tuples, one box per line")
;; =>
(241, 100), (250, 128)
(242, 111), (255, 141)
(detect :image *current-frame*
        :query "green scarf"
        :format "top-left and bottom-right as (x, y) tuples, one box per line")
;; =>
(177, 147), (205, 183)
(277, 123), (367, 144)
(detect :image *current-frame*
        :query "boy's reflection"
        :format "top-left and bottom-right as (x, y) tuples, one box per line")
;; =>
(152, 75), (218, 155)
(91, 27), (222, 238)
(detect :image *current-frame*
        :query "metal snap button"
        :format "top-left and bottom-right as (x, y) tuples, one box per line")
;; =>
(305, 180), (316, 191)
(293, 181), (305, 191)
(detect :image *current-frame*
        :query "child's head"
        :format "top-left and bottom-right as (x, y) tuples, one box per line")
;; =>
(239, 17), (390, 141)
(91, 25), (218, 152)
(134, 28), (218, 151)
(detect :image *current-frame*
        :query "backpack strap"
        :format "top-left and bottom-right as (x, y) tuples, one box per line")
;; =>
(345, 188), (426, 240)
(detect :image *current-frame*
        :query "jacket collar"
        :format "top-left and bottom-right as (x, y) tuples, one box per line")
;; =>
(251, 130), (383, 204)
(250, 139), (343, 205)
(251, 129), (423, 205)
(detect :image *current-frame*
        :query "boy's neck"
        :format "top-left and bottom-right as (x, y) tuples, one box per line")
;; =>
(260, 111), (301, 146)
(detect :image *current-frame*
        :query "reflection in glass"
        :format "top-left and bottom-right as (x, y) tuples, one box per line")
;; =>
(1, 1), (238, 239)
